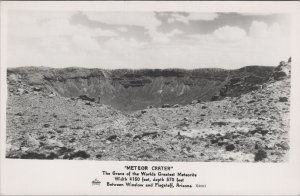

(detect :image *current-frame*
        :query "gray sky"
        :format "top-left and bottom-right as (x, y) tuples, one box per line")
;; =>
(7, 11), (290, 69)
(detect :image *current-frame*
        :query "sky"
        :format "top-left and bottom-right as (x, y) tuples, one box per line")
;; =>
(7, 11), (290, 69)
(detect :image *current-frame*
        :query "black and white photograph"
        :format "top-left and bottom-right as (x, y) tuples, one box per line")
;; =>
(4, 10), (292, 162)
(1, 1), (300, 195)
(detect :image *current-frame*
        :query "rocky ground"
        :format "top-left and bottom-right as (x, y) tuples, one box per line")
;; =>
(6, 60), (291, 162)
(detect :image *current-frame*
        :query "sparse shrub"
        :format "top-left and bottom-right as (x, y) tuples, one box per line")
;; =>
(279, 97), (288, 102)
(254, 149), (267, 162)
(225, 144), (235, 151)
(69, 150), (90, 159)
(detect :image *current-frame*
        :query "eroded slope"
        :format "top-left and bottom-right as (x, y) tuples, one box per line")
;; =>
(7, 66), (274, 111)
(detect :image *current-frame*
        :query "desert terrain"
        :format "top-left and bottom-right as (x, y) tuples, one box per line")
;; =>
(6, 59), (291, 162)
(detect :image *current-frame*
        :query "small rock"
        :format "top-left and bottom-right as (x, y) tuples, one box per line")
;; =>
(266, 144), (274, 149)
(182, 127), (188, 132)
(141, 110), (147, 114)
(273, 71), (287, 81)
(47, 139), (64, 148)
(211, 95), (219, 101)
(133, 135), (142, 140)
(211, 121), (227, 127)
(17, 88), (25, 95)
(141, 131), (158, 137)
(247, 100), (255, 104)
(173, 104), (179, 108)
(38, 135), (46, 140)
(183, 117), (191, 122)
(59, 125), (68, 128)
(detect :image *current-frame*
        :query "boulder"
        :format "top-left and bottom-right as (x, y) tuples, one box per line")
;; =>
(33, 86), (43, 92)
(17, 88), (25, 95)
(211, 95), (219, 101)
(183, 117), (191, 122)
(191, 100), (198, 104)
(254, 149), (267, 161)
(69, 150), (90, 159)
(48, 93), (56, 98)
(211, 121), (227, 127)
(107, 135), (117, 142)
(225, 144), (235, 151)
(279, 97), (288, 102)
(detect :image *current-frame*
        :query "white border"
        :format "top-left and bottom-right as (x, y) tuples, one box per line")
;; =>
(1, 1), (300, 195)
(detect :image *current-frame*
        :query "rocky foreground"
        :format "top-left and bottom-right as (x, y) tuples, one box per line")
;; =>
(6, 60), (291, 162)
